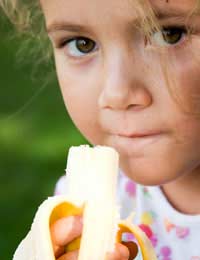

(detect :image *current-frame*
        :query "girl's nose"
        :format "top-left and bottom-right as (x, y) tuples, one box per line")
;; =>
(98, 52), (153, 111)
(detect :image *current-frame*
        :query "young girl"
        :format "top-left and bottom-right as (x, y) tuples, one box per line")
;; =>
(2, 0), (200, 259)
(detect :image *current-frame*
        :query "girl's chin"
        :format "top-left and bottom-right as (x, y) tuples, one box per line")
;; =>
(119, 159), (181, 186)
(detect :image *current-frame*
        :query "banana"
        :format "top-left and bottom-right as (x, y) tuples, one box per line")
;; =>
(13, 145), (157, 260)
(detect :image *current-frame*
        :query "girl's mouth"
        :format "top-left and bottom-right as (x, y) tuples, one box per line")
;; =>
(112, 131), (165, 155)
(117, 131), (163, 138)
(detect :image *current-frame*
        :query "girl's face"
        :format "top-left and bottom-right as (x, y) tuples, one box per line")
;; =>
(41, 0), (200, 185)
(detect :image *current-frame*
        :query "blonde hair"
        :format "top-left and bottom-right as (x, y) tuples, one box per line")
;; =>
(1, 0), (200, 115)
(0, 0), (52, 65)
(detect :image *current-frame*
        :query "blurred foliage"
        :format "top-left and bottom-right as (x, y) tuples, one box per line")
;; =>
(0, 16), (87, 259)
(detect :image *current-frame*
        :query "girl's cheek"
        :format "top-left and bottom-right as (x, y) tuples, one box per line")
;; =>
(167, 41), (200, 114)
(55, 53), (99, 100)
(177, 61), (200, 113)
(54, 55), (104, 143)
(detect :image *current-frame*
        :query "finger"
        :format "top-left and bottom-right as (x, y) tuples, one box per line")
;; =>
(51, 215), (83, 246)
(57, 250), (79, 260)
(106, 242), (130, 260)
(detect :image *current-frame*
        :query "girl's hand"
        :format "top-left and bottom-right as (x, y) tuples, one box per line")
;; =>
(51, 215), (138, 260)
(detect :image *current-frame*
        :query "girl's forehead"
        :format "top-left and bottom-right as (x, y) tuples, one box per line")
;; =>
(40, 0), (196, 11)
(149, 0), (197, 13)
(41, 0), (197, 27)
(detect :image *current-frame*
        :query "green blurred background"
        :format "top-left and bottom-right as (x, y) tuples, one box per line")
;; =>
(0, 17), (87, 259)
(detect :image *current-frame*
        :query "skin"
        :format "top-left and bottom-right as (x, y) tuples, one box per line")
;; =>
(50, 215), (132, 259)
(40, 0), (200, 259)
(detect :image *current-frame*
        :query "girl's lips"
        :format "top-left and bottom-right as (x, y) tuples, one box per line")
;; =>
(117, 131), (163, 138)
(112, 132), (165, 154)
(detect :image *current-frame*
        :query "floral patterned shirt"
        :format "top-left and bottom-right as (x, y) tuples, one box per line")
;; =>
(54, 170), (200, 260)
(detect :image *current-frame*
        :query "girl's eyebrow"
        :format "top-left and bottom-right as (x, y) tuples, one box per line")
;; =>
(47, 5), (198, 35)
(154, 5), (199, 20)
(47, 22), (91, 34)
(156, 10), (191, 19)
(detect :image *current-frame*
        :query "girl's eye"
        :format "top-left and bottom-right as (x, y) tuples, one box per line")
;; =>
(151, 26), (187, 47)
(65, 37), (97, 57)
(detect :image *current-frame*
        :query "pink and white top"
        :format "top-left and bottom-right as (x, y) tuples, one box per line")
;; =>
(54, 170), (200, 260)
